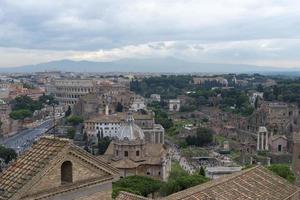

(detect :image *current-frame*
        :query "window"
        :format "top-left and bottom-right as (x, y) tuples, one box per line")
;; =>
(278, 145), (282, 152)
(136, 151), (140, 156)
(124, 151), (128, 157)
(116, 150), (119, 156)
(147, 172), (150, 175)
(61, 161), (73, 184)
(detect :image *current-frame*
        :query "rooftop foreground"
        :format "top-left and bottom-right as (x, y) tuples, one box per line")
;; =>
(0, 136), (119, 200)
(117, 165), (300, 200)
(1, 135), (300, 200)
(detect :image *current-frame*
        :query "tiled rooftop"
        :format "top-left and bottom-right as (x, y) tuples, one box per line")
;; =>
(0, 137), (68, 200)
(116, 192), (150, 200)
(116, 166), (300, 200)
(166, 165), (300, 200)
(0, 136), (119, 200)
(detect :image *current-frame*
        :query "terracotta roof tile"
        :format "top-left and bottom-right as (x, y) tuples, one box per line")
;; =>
(116, 166), (300, 200)
(0, 136), (68, 199)
(165, 166), (300, 200)
(0, 136), (119, 200)
(116, 192), (150, 200)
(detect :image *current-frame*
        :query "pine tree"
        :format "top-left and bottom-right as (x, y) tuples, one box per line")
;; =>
(199, 166), (206, 177)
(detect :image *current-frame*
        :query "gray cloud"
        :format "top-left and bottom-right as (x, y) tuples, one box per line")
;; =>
(0, 0), (300, 67)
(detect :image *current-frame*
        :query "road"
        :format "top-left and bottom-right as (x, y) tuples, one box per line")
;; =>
(0, 119), (54, 154)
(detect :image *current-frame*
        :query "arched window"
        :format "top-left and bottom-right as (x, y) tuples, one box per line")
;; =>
(136, 151), (140, 156)
(61, 161), (73, 184)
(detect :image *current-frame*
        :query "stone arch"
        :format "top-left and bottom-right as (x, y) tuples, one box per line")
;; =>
(61, 161), (73, 184)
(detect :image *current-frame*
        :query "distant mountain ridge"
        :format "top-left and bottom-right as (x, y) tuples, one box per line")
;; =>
(0, 57), (297, 73)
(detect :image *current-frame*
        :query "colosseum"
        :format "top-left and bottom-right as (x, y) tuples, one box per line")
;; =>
(54, 79), (96, 105)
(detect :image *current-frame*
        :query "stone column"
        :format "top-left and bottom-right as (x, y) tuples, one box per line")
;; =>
(162, 159), (166, 181)
(265, 131), (269, 150)
(257, 132), (260, 151)
(105, 104), (109, 115)
(261, 132), (264, 150)
(267, 157), (271, 166)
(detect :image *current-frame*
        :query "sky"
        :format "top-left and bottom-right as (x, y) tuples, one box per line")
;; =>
(0, 0), (300, 68)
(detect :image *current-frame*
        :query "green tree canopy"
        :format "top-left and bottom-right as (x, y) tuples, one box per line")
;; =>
(112, 176), (163, 198)
(130, 75), (193, 99)
(10, 95), (43, 112)
(66, 127), (76, 139)
(98, 136), (112, 155)
(153, 108), (173, 129)
(267, 164), (296, 183)
(22, 83), (35, 89)
(0, 145), (17, 163)
(186, 127), (213, 147)
(65, 106), (72, 117)
(9, 109), (32, 120)
(199, 166), (206, 176)
(159, 161), (209, 196)
(115, 102), (123, 112)
(67, 115), (84, 126)
(38, 94), (59, 105)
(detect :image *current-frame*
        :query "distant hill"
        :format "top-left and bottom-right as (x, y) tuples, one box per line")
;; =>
(0, 57), (297, 73)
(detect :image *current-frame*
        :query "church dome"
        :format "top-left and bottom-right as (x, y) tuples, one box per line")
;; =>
(118, 113), (144, 141)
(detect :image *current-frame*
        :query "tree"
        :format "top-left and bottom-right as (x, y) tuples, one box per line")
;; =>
(83, 132), (88, 141)
(67, 115), (83, 126)
(67, 127), (76, 139)
(179, 105), (196, 112)
(186, 127), (213, 147)
(267, 164), (296, 183)
(112, 176), (163, 198)
(9, 109), (32, 120)
(202, 118), (209, 123)
(38, 94), (59, 105)
(257, 84), (264, 92)
(160, 175), (208, 196)
(199, 166), (206, 176)
(22, 83), (35, 89)
(0, 145), (17, 163)
(10, 95), (42, 112)
(129, 75), (193, 99)
(115, 102), (123, 112)
(98, 136), (112, 155)
(154, 108), (173, 129)
(65, 106), (72, 117)
(254, 97), (259, 109)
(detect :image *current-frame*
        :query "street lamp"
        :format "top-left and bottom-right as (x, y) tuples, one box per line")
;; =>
(46, 100), (56, 136)
(51, 103), (56, 135)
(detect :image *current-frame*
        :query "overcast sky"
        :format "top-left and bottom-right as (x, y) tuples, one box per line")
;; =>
(0, 0), (300, 68)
